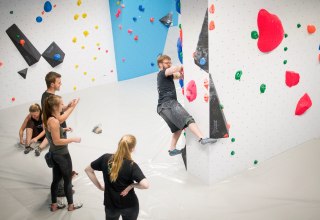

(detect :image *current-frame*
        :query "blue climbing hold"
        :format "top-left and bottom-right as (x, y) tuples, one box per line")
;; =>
(176, 0), (181, 14)
(199, 57), (206, 65)
(138, 5), (145, 12)
(179, 79), (184, 88)
(53, 53), (61, 61)
(36, 16), (43, 23)
(44, 1), (53, 12)
(133, 17), (137, 22)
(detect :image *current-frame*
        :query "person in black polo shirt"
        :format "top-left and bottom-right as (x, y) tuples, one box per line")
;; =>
(157, 55), (217, 156)
(85, 134), (149, 220)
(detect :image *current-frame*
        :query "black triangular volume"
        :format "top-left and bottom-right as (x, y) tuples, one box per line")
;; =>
(42, 42), (65, 68)
(159, 12), (173, 27)
(209, 74), (229, 139)
(18, 68), (28, 79)
(194, 9), (208, 73)
(6, 24), (41, 66)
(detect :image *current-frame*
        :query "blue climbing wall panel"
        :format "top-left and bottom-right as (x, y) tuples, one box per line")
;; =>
(109, 0), (178, 81)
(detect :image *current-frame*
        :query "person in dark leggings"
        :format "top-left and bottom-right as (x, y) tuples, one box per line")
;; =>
(43, 94), (82, 212)
(85, 134), (149, 220)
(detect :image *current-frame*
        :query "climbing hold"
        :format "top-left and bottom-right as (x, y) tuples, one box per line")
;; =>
(77, 0), (82, 6)
(284, 47), (288, 51)
(254, 160), (258, 165)
(83, 30), (89, 37)
(209, 4), (215, 14)
(251, 30), (259, 39)
(127, 29), (133, 34)
(203, 78), (208, 90)
(297, 23), (301, 28)
(204, 93), (209, 102)
(133, 17), (137, 22)
(82, 13), (87, 18)
(36, 16), (43, 23)
(93, 57), (97, 60)
(138, 5), (145, 12)
(11, 97), (15, 102)
(19, 39), (25, 46)
(179, 78), (184, 88)
(92, 124), (102, 134)
(81, 45), (85, 49)
(186, 80), (197, 102)
(115, 9), (121, 18)
(44, 1), (52, 13)
(260, 84), (266, 93)
(283, 60), (287, 65)
(285, 71), (300, 88)
(121, 4), (125, 8)
(95, 25), (99, 29)
(230, 151), (235, 156)
(220, 104), (224, 110)
(176, 0), (181, 14)
(106, 50), (108, 53)
(0, 60), (3, 68)
(96, 43), (100, 46)
(235, 70), (242, 80)
(83, 71), (87, 75)
(257, 9), (284, 53)
(91, 77), (95, 82)
(209, 20), (215, 30)
(226, 123), (230, 130)
(118, 24), (122, 30)
(150, 17), (154, 23)
(72, 37), (77, 43)
(151, 62), (155, 66)
(18, 68), (28, 79)
(284, 33), (288, 38)
(74, 14), (79, 20)
(122, 58), (125, 62)
(231, 138), (235, 142)
(10, 11), (13, 14)
(134, 35), (138, 41)
(75, 65), (79, 69)
(295, 93), (312, 115)
(307, 25), (316, 34)
(73, 86), (77, 91)
(159, 13), (173, 27)
(53, 53), (61, 61)
(199, 57), (206, 65)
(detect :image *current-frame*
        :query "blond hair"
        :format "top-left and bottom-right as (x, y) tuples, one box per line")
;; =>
(29, 103), (41, 113)
(157, 55), (171, 67)
(109, 135), (136, 182)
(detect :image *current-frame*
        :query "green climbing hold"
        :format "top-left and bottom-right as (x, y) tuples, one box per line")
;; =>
(219, 104), (224, 110)
(235, 70), (242, 80)
(260, 84), (266, 93)
(231, 138), (235, 142)
(254, 160), (258, 165)
(231, 151), (235, 156)
(284, 33), (288, 38)
(283, 60), (287, 65)
(297, 23), (301, 28)
(16, 34), (20, 38)
(251, 30), (259, 39)
(179, 24), (182, 29)
(284, 47), (288, 51)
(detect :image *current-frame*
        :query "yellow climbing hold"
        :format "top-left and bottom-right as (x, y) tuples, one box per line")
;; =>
(72, 37), (77, 43)
(83, 72), (87, 75)
(81, 45), (85, 49)
(91, 77), (95, 82)
(96, 43), (100, 46)
(77, 0), (82, 6)
(83, 30), (89, 37)
(73, 86), (77, 91)
(82, 13), (87, 18)
(74, 14), (79, 20)
(116, 1), (120, 5)
(75, 64), (79, 69)
(93, 56), (97, 60)
(95, 25), (99, 30)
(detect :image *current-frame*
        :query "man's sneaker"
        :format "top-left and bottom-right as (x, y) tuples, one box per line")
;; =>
(199, 138), (217, 145)
(168, 149), (182, 156)
(35, 147), (41, 156)
(24, 146), (33, 154)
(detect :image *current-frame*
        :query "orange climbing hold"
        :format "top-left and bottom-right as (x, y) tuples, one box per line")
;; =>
(209, 4), (215, 14)
(209, 20), (215, 30)
(204, 93), (209, 102)
(203, 78), (208, 89)
(307, 25), (316, 34)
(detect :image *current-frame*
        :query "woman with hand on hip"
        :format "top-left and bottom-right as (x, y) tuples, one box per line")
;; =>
(43, 95), (82, 211)
(85, 134), (149, 220)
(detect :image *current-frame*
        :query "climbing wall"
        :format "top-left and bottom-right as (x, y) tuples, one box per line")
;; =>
(182, 0), (320, 184)
(0, 0), (116, 109)
(109, 0), (178, 81)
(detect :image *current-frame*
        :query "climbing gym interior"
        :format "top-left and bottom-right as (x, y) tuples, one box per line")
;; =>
(0, 0), (319, 219)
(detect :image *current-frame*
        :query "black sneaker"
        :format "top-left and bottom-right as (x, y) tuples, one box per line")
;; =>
(168, 149), (182, 156)
(24, 146), (33, 154)
(35, 147), (41, 156)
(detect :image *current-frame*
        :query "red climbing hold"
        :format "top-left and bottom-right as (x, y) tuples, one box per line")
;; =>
(128, 29), (133, 34)
(203, 78), (208, 90)
(204, 93), (209, 102)
(257, 9), (284, 53)
(285, 71), (300, 88)
(307, 25), (316, 34)
(209, 20), (215, 30)
(150, 17), (154, 22)
(209, 4), (215, 14)
(295, 93), (312, 115)
(186, 80), (197, 102)
(134, 35), (138, 41)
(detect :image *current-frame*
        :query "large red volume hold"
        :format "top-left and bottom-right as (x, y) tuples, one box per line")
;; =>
(257, 9), (284, 53)
(295, 93), (312, 115)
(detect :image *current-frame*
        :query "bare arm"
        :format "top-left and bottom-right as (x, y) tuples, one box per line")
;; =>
(165, 66), (183, 79)
(120, 178), (149, 197)
(19, 114), (31, 144)
(85, 165), (104, 191)
(31, 129), (46, 143)
(56, 98), (80, 124)
(48, 118), (81, 146)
